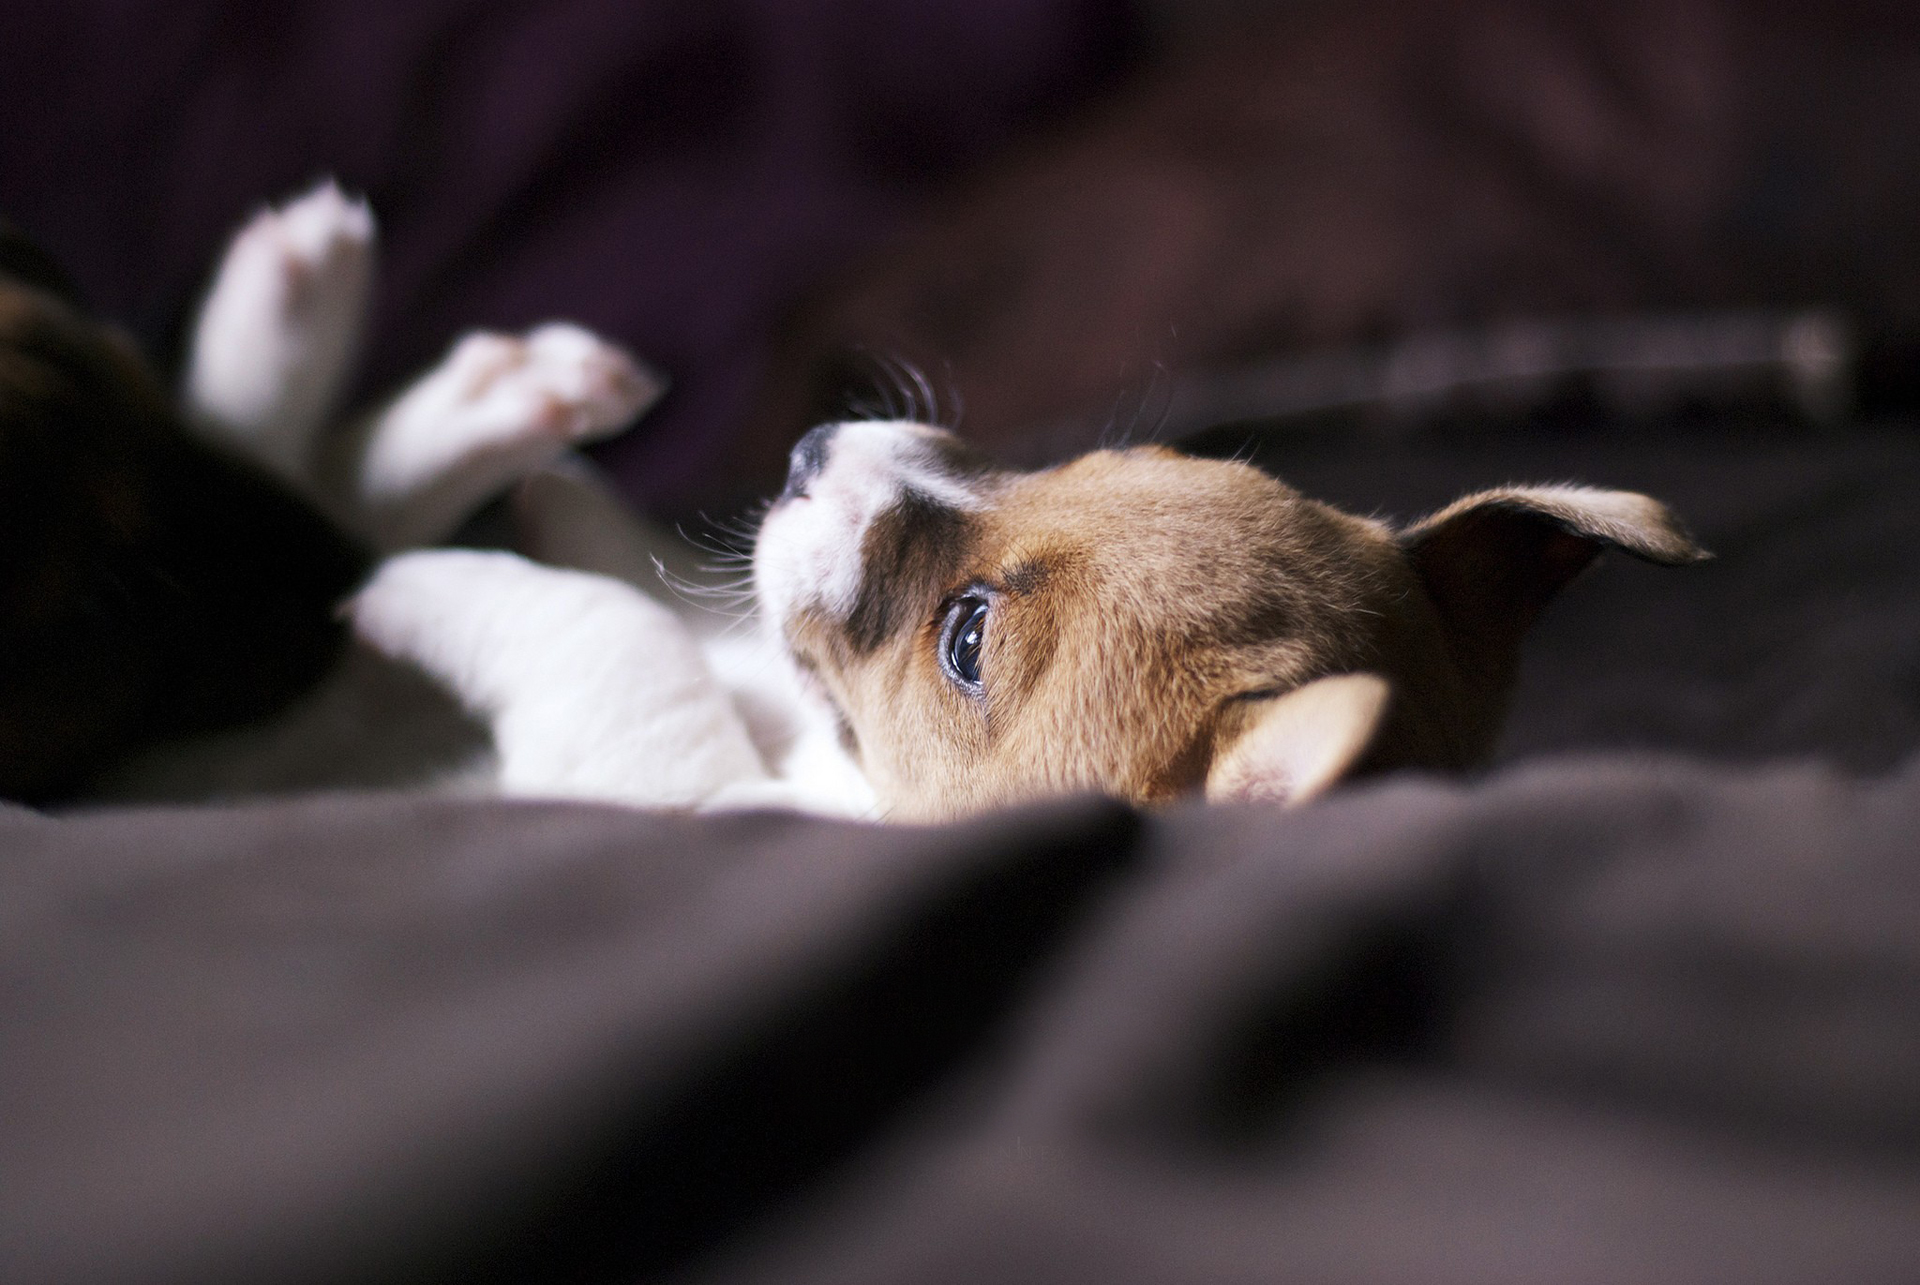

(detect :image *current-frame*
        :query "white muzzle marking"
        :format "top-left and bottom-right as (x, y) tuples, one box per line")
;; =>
(753, 420), (983, 632)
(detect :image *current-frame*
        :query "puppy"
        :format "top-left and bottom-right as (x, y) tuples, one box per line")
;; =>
(3, 185), (1706, 819)
(750, 421), (1708, 820)
(365, 421), (1705, 821)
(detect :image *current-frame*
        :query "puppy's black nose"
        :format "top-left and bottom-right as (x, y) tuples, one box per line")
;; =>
(781, 422), (839, 500)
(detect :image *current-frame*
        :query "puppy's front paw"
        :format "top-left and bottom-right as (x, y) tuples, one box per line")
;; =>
(231, 180), (375, 322)
(186, 179), (376, 463)
(353, 324), (663, 547)
(409, 324), (663, 452)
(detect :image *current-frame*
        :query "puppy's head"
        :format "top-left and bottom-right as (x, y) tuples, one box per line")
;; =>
(753, 422), (1706, 821)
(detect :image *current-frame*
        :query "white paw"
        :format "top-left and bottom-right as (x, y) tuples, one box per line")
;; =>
(215, 180), (374, 329)
(364, 325), (662, 488)
(351, 324), (664, 548)
(242, 179), (375, 308)
(426, 324), (662, 447)
(186, 179), (376, 468)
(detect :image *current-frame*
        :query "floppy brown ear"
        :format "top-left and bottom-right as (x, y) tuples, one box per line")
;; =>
(1205, 673), (1391, 806)
(1402, 485), (1709, 681)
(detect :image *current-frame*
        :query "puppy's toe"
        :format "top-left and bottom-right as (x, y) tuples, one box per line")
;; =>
(439, 332), (531, 395)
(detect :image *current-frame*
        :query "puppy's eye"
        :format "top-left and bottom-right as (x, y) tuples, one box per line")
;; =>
(942, 597), (989, 689)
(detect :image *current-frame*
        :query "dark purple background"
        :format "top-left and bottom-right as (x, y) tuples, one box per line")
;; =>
(0, 0), (1130, 509)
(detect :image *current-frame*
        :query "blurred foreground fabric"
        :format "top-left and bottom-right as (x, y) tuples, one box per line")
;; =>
(6, 757), (1919, 1284)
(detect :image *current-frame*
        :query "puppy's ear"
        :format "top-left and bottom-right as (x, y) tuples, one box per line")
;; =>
(1205, 673), (1391, 806)
(1402, 485), (1708, 671)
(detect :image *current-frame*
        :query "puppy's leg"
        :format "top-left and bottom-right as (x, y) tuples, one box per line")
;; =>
(349, 549), (770, 808)
(330, 325), (663, 549)
(183, 180), (374, 481)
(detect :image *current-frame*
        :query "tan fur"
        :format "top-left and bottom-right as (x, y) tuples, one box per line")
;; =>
(766, 437), (1707, 822)
(1205, 673), (1392, 805)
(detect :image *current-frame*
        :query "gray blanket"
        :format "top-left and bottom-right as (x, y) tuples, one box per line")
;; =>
(6, 754), (1917, 1284)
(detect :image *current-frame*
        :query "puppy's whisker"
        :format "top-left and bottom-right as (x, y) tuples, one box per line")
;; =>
(1095, 382), (1134, 450)
(1135, 360), (1174, 445)
(853, 350), (944, 427)
(650, 557), (756, 599)
(694, 539), (756, 562)
(651, 564), (761, 622)
(674, 579), (758, 602)
(715, 612), (765, 641)
(674, 518), (759, 565)
(691, 504), (768, 538)
(900, 356), (937, 426)
(705, 538), (757, 554)
(881, 353), (910, 421)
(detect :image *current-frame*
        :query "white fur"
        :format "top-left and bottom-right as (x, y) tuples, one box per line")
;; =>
(109, 184), (870, 817)
(350, 550), (769, 808)
(341, 324), (660, 549)
(752, 420), (983, 628)
(510, 460), (878, 814)
(184, 179), (374, 482)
